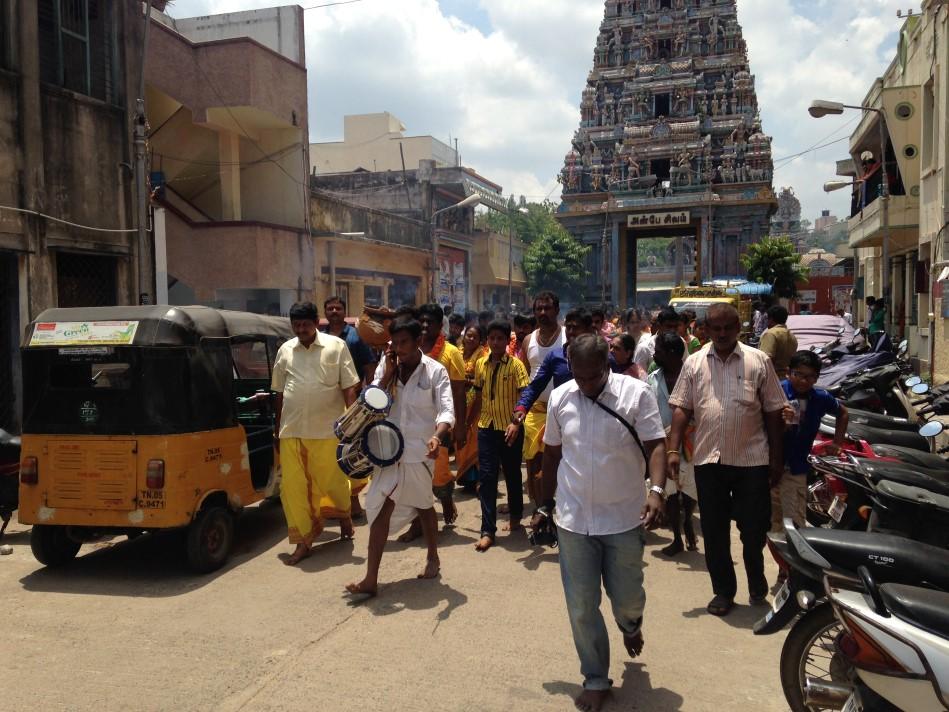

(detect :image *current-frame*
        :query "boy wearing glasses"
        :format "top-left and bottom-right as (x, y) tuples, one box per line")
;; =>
(775, 350), (849, 533)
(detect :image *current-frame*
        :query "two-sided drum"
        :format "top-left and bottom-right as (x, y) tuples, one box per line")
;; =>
(337, 420), (404, 479)
(363, 421), (404, 468)
(334, 385), (391, 442)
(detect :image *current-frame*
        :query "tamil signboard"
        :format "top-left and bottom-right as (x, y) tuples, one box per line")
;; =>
(29, 321), (139, 347)
(627, 211), (691, 228)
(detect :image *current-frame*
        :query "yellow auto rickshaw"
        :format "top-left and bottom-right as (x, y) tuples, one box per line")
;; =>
(18, 305), (291, 572)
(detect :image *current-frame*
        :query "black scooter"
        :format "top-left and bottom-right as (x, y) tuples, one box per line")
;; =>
(0, 428), (19, 538)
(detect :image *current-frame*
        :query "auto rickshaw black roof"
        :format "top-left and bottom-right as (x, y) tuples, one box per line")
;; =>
(23, 305), (293, 348)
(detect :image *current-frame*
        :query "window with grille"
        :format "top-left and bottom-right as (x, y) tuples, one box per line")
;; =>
(55, 252), (118, 307)
(38, 0), (121, 104)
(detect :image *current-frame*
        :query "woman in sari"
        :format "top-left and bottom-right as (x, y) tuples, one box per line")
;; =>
(454, 324), (487, 489)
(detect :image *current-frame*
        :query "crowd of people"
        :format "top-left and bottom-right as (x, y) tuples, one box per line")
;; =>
(270, 292), (849, 712)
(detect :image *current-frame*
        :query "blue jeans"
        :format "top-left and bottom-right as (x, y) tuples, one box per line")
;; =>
(557, 525), (646, 691)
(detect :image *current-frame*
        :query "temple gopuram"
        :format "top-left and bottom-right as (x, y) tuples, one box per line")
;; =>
(556, 0), (777, 307)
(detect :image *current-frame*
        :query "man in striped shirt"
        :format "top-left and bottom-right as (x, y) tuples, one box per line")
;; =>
(667, 303), (787, 617)
(469, 319), (530, 551)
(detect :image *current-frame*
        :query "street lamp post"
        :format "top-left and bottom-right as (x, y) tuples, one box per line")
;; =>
(809, 100), (891, 325)
(508, 206), (529, 310)
(431, 194), (481, 303)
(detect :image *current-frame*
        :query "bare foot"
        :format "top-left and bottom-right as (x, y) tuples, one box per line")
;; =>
(284, 544), (312, 566)
(503, 519), (523, 532)
(397, 519), (422, 543)
(417, 557), (440, 579)
(624, 630), (644, 658)
(440, 497), (458, 526)
(475, 535), (494, 552)
(340, 518), (355, 540)
(345, 580), (377, 597)
(575, 689), (611, 712)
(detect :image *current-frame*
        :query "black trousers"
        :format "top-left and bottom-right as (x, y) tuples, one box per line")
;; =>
(694, 464), (771, 599)
(477, 427), (524, 537)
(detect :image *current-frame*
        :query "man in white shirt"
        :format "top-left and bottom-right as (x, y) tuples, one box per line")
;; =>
(346, 316), (455, 598)
(534, 334), (668, 712)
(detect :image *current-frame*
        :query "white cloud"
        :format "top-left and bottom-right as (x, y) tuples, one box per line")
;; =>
(166, 0), (908, 225)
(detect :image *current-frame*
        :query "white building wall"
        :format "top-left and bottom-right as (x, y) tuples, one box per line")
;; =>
(155, 6), (304, 65)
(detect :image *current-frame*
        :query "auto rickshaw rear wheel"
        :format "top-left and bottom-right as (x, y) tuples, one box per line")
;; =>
(186, 506), (234, 574)
(30, 525), (82, 567)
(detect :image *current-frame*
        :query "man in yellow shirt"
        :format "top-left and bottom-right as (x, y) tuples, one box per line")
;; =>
(397, 303), (467, 541)
(468, 319), (530, 551)
(272, 302), (361, 566)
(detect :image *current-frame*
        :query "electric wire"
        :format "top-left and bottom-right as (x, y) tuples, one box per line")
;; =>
(0, 205), (137, 233)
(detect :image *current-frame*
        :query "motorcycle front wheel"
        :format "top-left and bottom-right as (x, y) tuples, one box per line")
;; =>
(779, 602), (848, 712)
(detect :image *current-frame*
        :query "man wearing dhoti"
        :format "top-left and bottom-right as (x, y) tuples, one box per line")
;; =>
(346, 315), (455, 597)
(272, 302), (361, 566)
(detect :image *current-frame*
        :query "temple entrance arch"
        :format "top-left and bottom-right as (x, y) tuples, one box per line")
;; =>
(618, 211), (703, 308)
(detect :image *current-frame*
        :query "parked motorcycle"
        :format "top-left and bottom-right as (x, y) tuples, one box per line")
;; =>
(811, 569), (949, 711)
(0, 428), (20, 538)
(754, 521), (949, 712)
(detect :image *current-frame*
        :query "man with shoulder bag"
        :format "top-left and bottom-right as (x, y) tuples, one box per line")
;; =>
(532, 334), (668, 712)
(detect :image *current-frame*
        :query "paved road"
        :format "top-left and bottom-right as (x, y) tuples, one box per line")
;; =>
(2, 487), (790, 712)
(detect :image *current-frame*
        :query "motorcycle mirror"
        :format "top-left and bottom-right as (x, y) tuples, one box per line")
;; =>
(742, 321), (750, 329)
(912, 383), (930, 395)
(905, 376), (922, 387)
(837, 328), (845, 336)
(919, 421), (944, 438)
(898, 340), (909, 355)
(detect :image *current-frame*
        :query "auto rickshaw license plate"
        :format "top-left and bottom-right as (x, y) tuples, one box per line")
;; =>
(47, 440), (137, 510)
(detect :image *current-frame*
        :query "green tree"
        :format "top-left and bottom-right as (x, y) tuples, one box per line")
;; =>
(740, 235), (808, 299)
(523, 224), (590, 302)
(476, 197), (590, 301)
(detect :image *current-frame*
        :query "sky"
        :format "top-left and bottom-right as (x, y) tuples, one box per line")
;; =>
(164, 0), (909, 227)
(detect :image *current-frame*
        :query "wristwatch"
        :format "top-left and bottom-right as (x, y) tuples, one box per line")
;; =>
(648, 484), (667, 501)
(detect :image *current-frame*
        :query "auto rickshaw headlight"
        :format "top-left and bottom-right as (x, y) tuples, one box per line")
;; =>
(146, 459), (165, 489)
(20, 457), (38, 485)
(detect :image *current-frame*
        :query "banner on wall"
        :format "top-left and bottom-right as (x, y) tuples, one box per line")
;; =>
(437, 246), (468, 311)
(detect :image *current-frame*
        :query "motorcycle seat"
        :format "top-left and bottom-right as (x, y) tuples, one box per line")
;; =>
(798, 528), (949, 590)
(870, 445), (949, 471)
(824, 411), (916, 433)
(821, 421), (929, 451)
(879, 583), (949, 639)
(857, 461), (949, 496)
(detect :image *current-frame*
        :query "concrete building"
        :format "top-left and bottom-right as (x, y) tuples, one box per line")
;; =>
(836, 4), (947, 375)
(311, 160), (507, 313)
(815, 209), (838, 233)
(0, 0), (148, 433)
(310, 113), (458, 175)
(472, 232), (527, 311)
(146, 6), (313, 314)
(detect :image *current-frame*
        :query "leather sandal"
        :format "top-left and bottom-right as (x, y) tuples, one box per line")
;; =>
(707, 595), (734, 617)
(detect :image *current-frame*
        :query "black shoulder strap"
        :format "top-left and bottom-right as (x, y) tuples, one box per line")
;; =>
(595, 400), (648, 464)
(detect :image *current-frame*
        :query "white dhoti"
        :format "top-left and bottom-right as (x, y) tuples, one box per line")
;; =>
(365, 460), (436, 533)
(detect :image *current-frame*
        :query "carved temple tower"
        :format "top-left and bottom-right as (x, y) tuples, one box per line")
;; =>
(556, 0), (777, 307)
